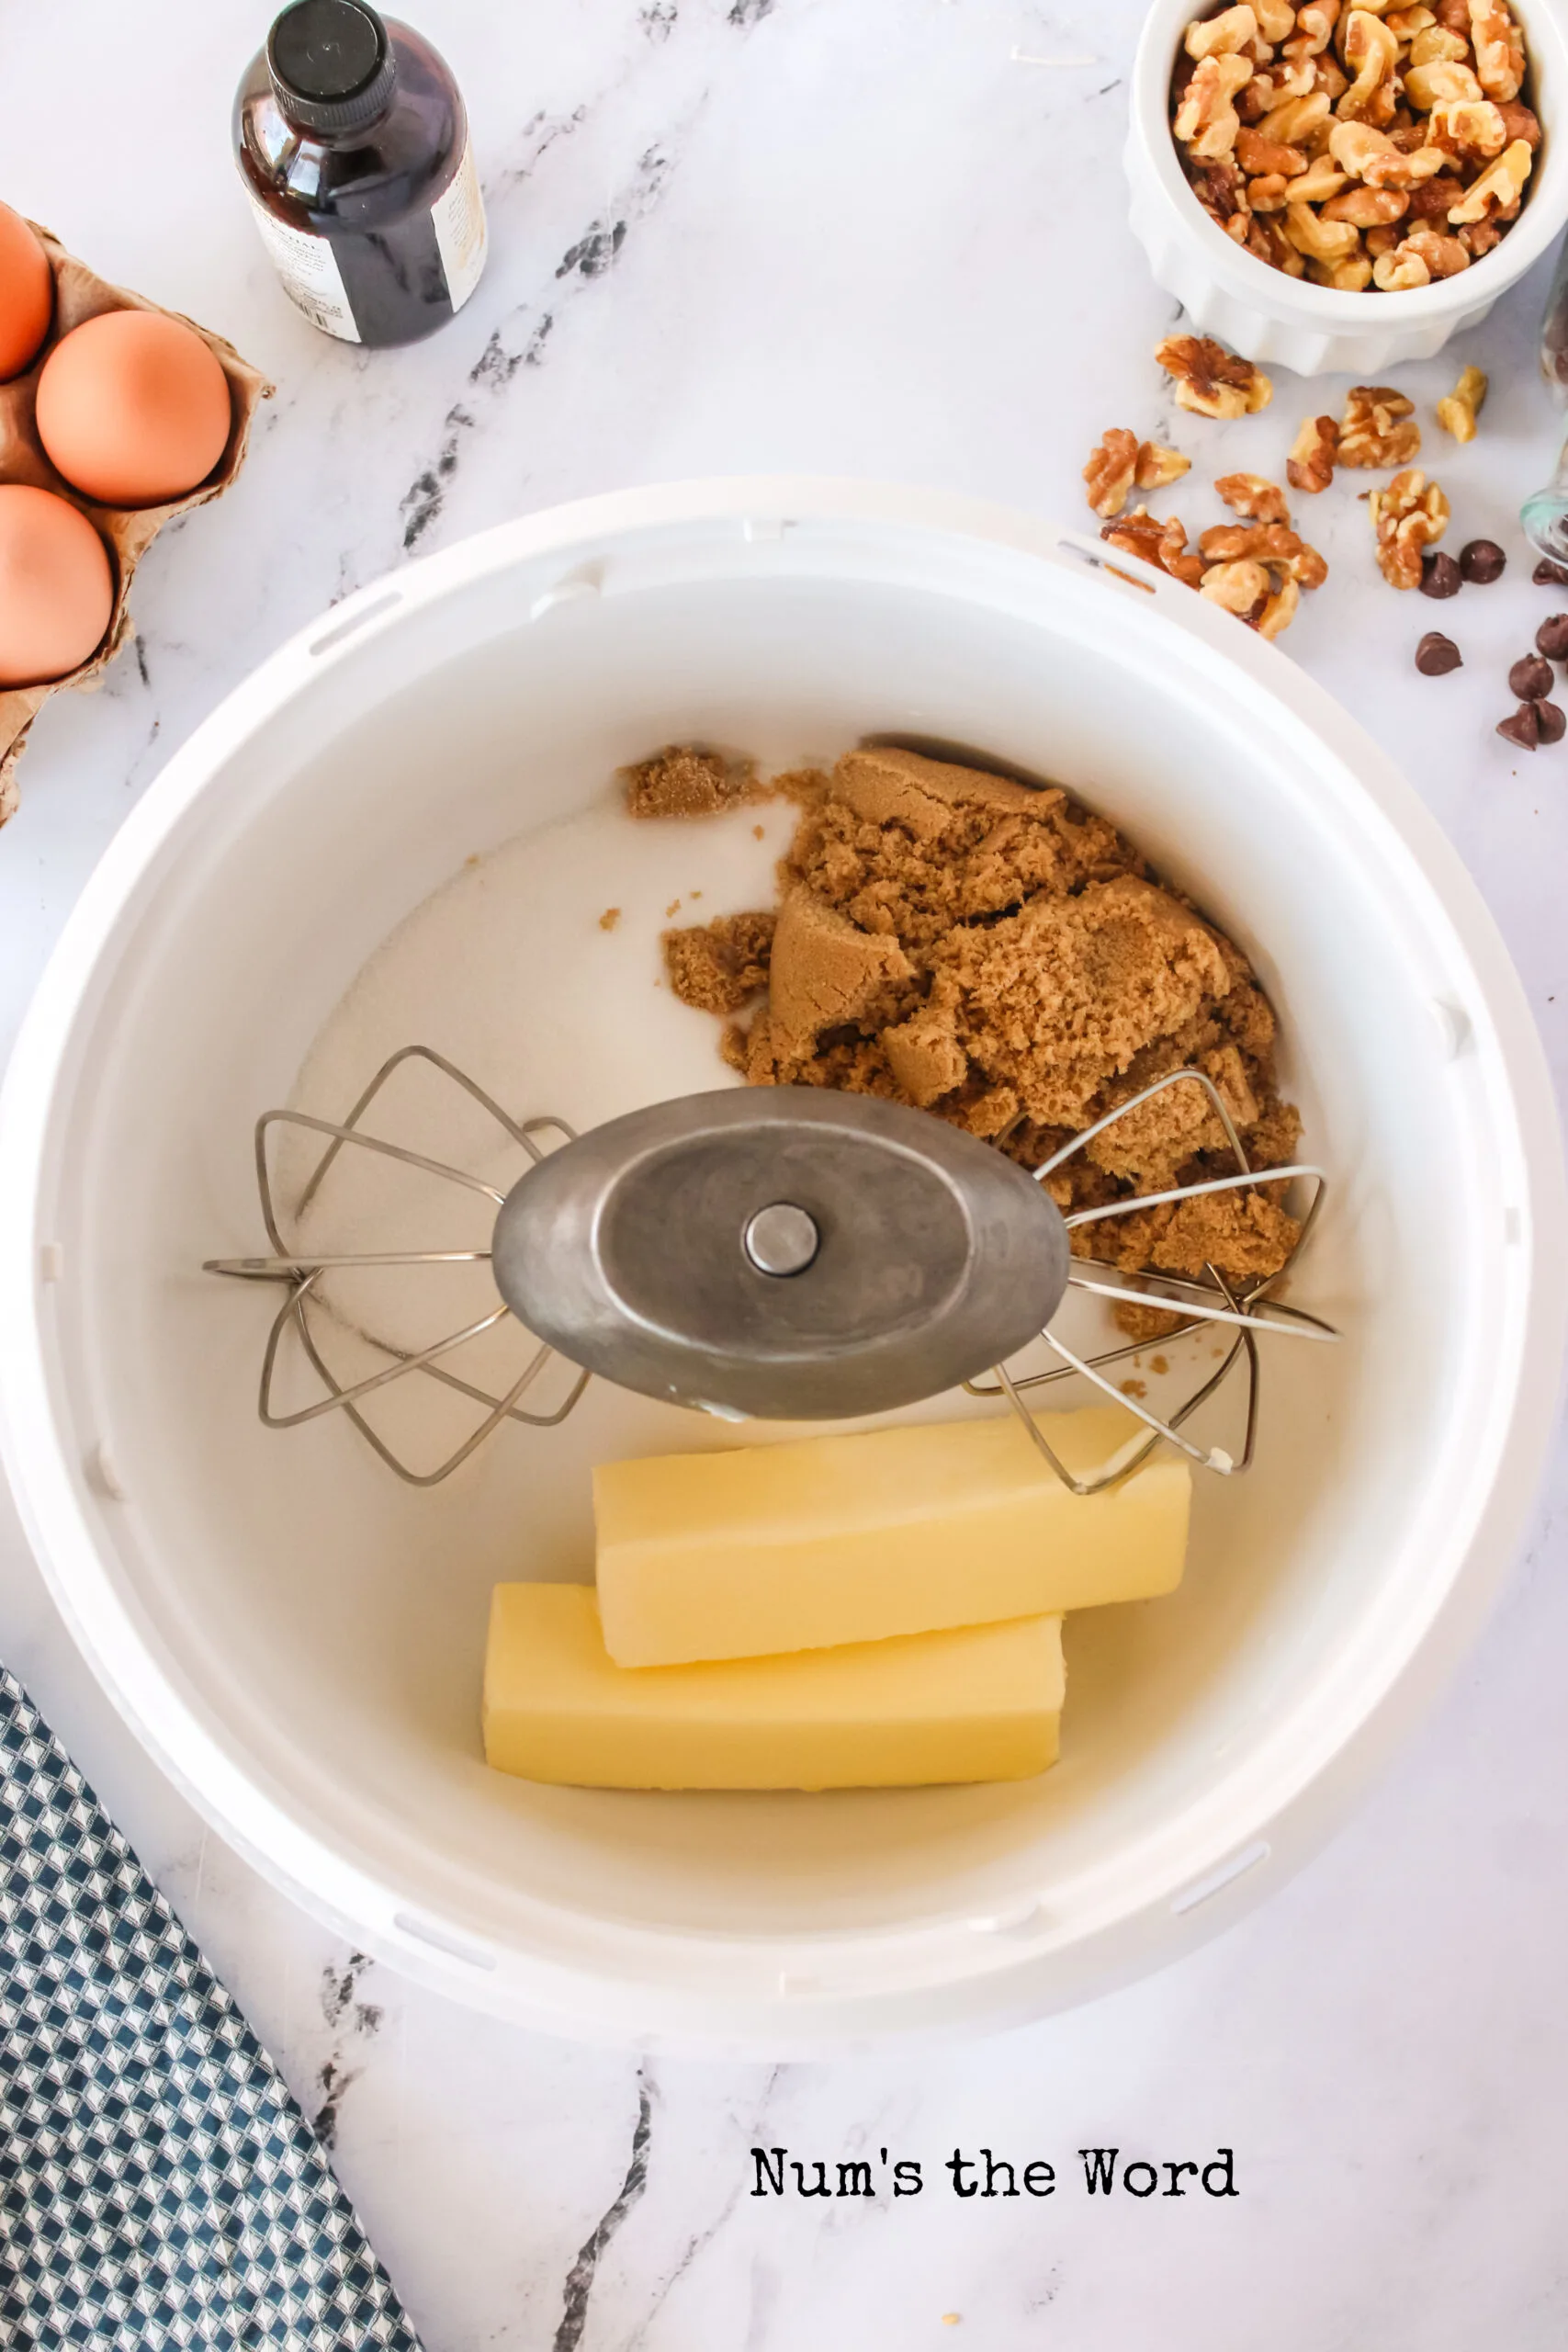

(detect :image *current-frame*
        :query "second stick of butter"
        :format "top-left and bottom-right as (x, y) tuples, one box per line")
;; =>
(594, 1405), (1190, 1668)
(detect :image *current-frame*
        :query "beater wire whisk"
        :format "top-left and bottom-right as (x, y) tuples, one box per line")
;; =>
(205, 1046), (589, 1487)
(963, 1064), (1332, 1495)
(206, 1049), (1336, 1490)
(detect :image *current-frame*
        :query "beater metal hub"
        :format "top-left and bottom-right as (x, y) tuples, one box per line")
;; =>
(489, 1089), (1073, 1421)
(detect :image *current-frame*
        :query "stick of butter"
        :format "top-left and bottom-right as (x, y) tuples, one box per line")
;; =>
(594, 1405), (1188, 1668)
(483, 1584), (1064, 1791)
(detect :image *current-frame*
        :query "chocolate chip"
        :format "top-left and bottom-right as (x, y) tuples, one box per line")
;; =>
(1420, 550), (1462, 599)
(1416, 631), (1462, 674)
(1535, 559), (1568, 587)
(1538, 699), (1567, 744)
(1497, 702), (1540, 750)
(1509, 653), (1554, 700)
(1538, 613), (1568, 660)
(1461, 538), (1507, 583)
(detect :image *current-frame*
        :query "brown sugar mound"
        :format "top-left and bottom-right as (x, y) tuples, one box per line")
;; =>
(665, 743), (1302, 1294)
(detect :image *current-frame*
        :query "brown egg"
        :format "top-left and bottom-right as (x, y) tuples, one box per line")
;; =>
(0, 484), (115, 686)
(36, 310), (232, 508)
(0, 201), (53, 379)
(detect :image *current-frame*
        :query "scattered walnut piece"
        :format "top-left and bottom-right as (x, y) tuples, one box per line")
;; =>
(1247, 211), (1309, 272)
(1176, 51), (1256, 159)
(1201, 557), (1272, 615)
(1330, 118), (1447, 186)
(1156, 334), (1273, 419)
(1339, 12), (1401, 127)
(1497, 98), (1540, 149)
(1410, 24), (1472, 66)
(1084, 427), (1141, 518)
(1323, 184), (1409, 228)
(1185, 2), (1263, 58)
(1400, 226), (1472, 277)
(1339, 383), (1421, 468)
(1283, 197), (1362, 264)
(1437, 363), (1488, 440)
(1287, 412), (1339, 492)
(1457, 215), (1505, 256)
(1257, 574), (1302, 638)
(1371, 243), (1429, 288)
(1257, 88), (1332, 146)
(1215, 471), (1291, 524)
(1314, 50), (1351, 102)
(1198, 520), (1328, 588)
(1135, 438), (1192, 490)
(1405, 170), (1468, 216)
(1468, 0), (1524, 101)
(1284, 157), (1349, 203)
(1370, 466), (1451, 586)
(1237, 125), (1309, 176)
(1079, 435), (1189, 523)
(599, 907), (621, 932)
(1190, 504), (1326, 640)
(1101, 507), (1207, 587)
(1242, 55), (1314, 117)
(1285, 2), (1340, 62)
(1191, 158), (1255, 239)
(1448, 135), (1532, 221)
(1427, 95), (1507, 161)
(1404, 58), (1484, 108)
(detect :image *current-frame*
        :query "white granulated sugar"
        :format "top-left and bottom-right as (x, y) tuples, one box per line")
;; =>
(281, 787), (795, 1393)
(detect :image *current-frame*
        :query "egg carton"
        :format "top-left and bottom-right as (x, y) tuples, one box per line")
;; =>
(0, 221), (272, 828)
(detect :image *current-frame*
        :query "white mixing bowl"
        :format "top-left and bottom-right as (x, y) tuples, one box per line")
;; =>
(1, 481), (1562, 2054)
(1126, 0), (1568, 376)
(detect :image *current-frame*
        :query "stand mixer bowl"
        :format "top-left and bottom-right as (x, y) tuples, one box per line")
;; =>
(0, 481), (1561, 2052)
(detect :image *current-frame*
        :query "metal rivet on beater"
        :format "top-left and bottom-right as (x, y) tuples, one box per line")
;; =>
(743, 1202), (820, 1278)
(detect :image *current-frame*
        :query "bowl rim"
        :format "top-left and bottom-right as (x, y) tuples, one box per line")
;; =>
(1, 478), (1563, 2051)
(1132, 0), (1568, 327)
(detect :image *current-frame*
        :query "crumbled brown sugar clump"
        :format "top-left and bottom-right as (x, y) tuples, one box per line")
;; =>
(660, 910), (775, 1015)
(623, 744), (760, 819)
(667, 744), (1301, 1290)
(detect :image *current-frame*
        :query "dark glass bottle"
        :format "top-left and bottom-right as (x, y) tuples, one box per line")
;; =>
(234, 0), (486, 349)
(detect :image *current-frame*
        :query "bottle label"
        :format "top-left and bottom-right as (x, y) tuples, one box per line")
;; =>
(247, 196), (362, 343)
(432, 138), (487, 314)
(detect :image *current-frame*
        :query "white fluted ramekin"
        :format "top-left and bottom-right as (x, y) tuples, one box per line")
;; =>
(1126, 0), (1568, 376)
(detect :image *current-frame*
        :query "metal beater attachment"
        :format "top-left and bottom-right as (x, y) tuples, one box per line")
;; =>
(206, 1047), (1337, 1492)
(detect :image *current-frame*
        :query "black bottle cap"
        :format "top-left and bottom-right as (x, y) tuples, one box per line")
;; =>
(267, 0), (397, 136)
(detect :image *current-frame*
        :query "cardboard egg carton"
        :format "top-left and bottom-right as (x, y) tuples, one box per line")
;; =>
(0, 221), (272, 828)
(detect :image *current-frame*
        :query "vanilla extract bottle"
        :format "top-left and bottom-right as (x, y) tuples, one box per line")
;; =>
(234, 0), (487, 349)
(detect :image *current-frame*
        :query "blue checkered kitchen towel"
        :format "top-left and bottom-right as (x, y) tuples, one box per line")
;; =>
(0, 1665), (423, 2350)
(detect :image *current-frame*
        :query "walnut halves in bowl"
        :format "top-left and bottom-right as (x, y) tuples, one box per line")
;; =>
(1169, 0), (1540, 292)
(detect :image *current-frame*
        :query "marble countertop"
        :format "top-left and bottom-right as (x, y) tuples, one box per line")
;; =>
(4, 2), (1568, 2345)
